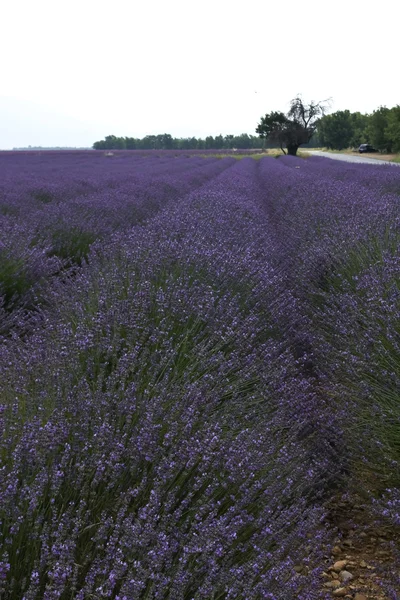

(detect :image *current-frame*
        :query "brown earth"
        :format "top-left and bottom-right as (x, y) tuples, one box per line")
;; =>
(318, 494), (400, 599)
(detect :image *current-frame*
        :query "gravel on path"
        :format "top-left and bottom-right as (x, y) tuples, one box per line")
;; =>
(306, 151), (400, 166)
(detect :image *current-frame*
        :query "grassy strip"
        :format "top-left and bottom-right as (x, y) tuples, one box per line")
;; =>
(199, 150), (310, 160)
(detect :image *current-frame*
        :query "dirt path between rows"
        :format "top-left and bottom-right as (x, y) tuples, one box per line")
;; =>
(313, 494), (400, 599)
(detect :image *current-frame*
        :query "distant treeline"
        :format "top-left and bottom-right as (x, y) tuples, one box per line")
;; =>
(93, 133), (321, 151)
(318, 105), (400, 152)
(12, 146), (91, 151)
(93, 133), (262, 150)
(93, 105), (400, 154)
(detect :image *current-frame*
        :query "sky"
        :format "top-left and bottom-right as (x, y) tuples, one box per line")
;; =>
(1, 0), (399, 149)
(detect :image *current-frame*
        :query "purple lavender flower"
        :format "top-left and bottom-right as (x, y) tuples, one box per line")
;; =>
(0, 151), (399, 597)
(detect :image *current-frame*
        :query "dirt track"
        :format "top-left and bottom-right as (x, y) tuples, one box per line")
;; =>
(306, 150), (400, 166)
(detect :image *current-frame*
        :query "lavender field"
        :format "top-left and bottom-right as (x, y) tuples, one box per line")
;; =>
(0, 151), (399, 599)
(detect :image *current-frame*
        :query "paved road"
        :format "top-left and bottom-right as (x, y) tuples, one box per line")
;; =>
(307, 150), (400, 166)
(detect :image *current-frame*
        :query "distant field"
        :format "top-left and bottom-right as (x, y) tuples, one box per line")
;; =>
(0, 151), (399, 598)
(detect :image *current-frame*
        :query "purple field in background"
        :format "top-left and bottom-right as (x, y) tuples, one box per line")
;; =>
(0, 152), (399, 598)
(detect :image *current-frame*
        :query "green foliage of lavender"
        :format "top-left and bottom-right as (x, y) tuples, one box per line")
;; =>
(0, 151), (399, 598)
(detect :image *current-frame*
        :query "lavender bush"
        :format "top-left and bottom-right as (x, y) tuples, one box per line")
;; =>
(0, 150), (399, 598)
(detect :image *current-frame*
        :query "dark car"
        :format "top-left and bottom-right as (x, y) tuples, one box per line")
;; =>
(359, 144), (377, 153)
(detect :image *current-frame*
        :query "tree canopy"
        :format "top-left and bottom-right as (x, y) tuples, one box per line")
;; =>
(256, 96), (329, 155)
(317, 105), (400, 152)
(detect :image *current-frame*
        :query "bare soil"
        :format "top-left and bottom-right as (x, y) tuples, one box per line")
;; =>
(318, 493), (400, 599)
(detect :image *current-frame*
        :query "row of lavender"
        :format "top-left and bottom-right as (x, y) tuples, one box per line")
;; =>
(0, 152), (399, 598)
(264, 155), (400, 487)
(0, 153), (234, 320)
(259, 156), (400, 475)
(258, 155), (400, 596)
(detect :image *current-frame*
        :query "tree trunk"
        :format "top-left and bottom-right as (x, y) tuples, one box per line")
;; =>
(287, 144), (299, 156)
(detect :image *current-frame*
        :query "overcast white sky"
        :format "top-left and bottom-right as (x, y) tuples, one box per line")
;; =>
(1, 0), (399, 149)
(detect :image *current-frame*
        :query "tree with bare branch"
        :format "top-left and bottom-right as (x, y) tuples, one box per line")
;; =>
(256, 96), (330, 156)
